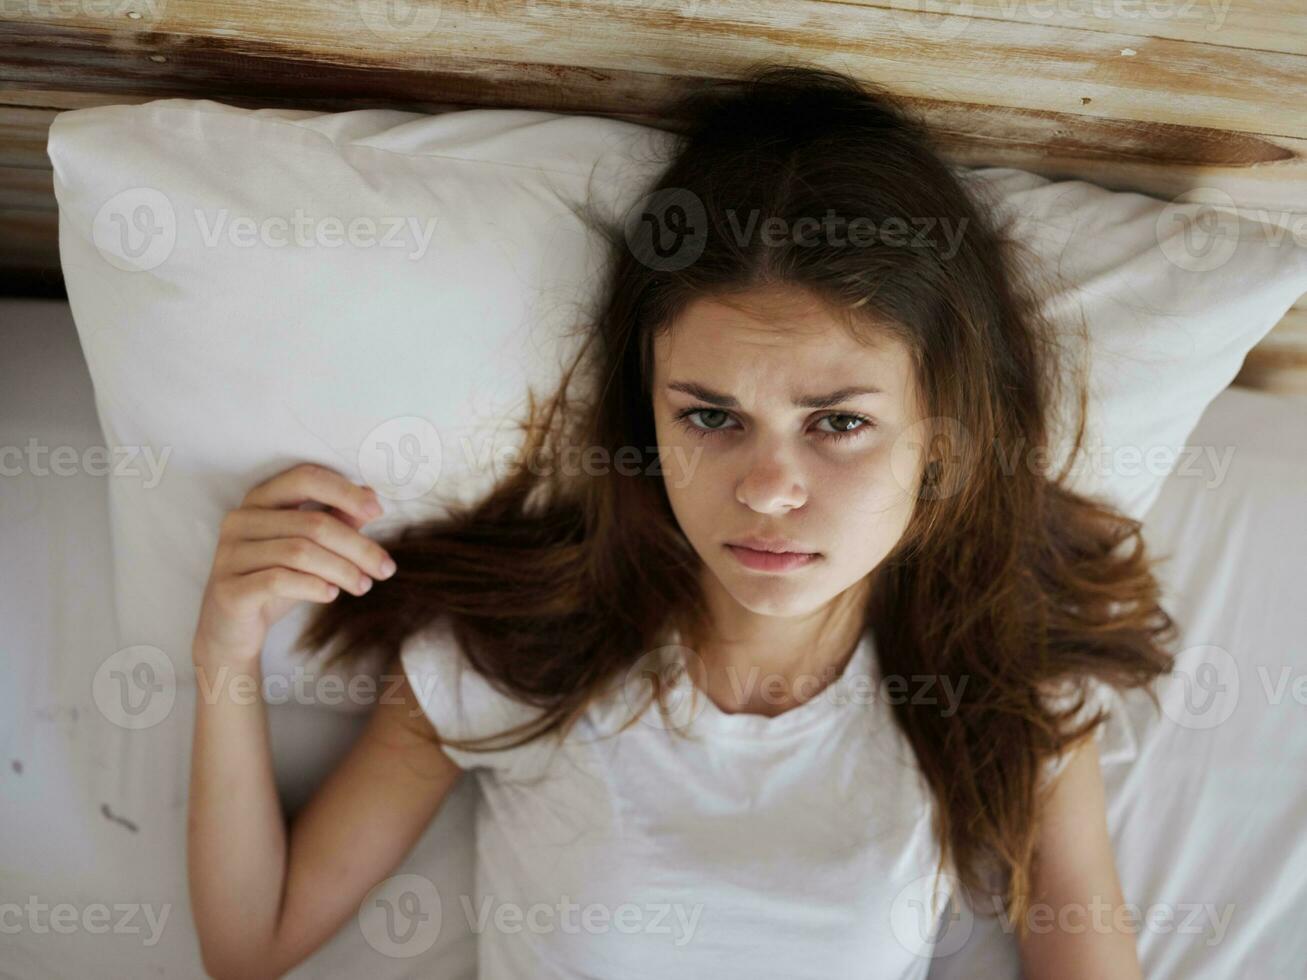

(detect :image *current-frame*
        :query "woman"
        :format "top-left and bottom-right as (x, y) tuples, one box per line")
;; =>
(188, 64), (1174, 979)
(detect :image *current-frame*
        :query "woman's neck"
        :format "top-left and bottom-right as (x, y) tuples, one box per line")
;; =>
(677, 580), (870, 717)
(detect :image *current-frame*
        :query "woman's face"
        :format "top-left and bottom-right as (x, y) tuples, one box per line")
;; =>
(651, 286), (928, 621)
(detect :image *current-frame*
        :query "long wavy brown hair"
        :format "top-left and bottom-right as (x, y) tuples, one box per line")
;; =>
(296, 62), (1177, 939)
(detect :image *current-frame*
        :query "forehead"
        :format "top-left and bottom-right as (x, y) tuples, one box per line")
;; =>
(652, 288), (912, 390)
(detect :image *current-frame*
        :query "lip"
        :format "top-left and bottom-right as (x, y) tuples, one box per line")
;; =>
(726, 535), (816, 554)
(724, 541), (821, 573)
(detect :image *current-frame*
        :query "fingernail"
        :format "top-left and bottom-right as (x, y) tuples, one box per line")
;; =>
(379, 557), (397, 578)
(359, 576), (373, 593)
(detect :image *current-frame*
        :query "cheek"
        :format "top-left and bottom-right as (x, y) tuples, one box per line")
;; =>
(820, 454), (904, 517)
(804, 464), (915, 583)
(653, 416), (709, 496)
(653, 416), (711, 521)
(821, 452), (920, 533)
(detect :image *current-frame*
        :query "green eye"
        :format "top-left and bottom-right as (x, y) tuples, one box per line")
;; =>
(673, 408), (875, 442)
(690, 409), (732, 431)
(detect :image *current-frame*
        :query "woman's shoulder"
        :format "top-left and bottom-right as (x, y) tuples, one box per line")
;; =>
(398, 619), (560, 782)
(1038, 674), (1140, 787)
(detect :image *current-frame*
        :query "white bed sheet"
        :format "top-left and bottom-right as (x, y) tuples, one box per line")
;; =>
(926, 382), (1307, 978)
(0, 298), (478, 980)
(2, 297), (1303, 978)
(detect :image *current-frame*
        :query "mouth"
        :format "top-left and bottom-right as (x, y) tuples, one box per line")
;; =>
(724, 543), (821, 573)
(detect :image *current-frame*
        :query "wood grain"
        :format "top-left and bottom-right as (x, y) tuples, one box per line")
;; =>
(1, 1), (1305, 391)
(843, 0), (1307, 56)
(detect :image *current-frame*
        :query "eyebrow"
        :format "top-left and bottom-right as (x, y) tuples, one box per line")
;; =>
(665, 381), (884, 410)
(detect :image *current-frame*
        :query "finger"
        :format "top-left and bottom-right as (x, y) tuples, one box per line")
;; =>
(223, 508), (396, 583)
(228, 538), (376, 596)
(233, 566), (340, 605)
(323, 504), (367, 532)
(244, 463), (383, 528)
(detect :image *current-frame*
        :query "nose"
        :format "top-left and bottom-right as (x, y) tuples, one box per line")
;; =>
(735, 442), (808, 514)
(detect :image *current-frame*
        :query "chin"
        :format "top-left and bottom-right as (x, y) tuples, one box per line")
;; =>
(712, 565), (831, 617)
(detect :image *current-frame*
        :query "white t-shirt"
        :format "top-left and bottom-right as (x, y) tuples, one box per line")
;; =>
(400, 619), (1136, 979)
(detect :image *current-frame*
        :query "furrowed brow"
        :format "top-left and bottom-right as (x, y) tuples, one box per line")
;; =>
(666, 381), (883, 410)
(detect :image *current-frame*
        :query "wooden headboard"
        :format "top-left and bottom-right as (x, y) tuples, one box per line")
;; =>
(3, 1), (1305, 393)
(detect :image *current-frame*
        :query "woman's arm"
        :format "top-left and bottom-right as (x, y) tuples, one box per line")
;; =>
(185, 461), (464, 979)
(1017, 738), (1144, 980)
(188, 650), (463, 980)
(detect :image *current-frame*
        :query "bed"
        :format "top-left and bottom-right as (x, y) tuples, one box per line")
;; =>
(3, 5), (1307, 976)
(2, 294), (1304, 978)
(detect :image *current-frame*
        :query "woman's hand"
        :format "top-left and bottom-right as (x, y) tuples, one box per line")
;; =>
(192, 462), (398, 665)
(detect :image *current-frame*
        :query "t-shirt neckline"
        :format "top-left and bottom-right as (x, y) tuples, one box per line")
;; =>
(659, 626), (876, 738)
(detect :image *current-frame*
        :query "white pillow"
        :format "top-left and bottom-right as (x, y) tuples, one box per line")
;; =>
(47, 99), (1307, 706)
